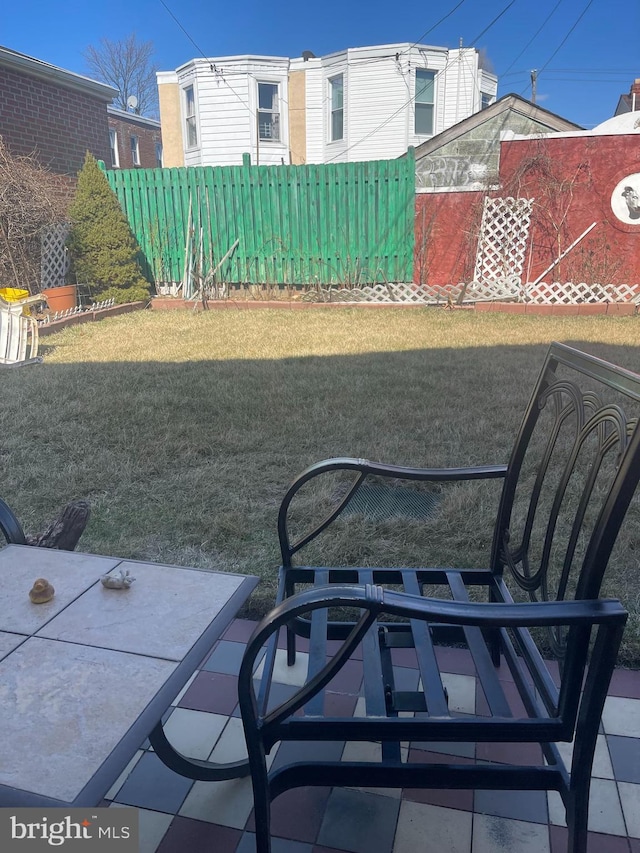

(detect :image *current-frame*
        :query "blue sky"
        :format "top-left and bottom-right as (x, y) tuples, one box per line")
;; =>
(3, 0), (639, 128)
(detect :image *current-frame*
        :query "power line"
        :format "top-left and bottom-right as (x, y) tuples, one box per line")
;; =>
(398, 0), (468, 56)
(326, 1), (516, 163)
(538, 0), (595, 74)
(515, 0), (596, 99)
(500, 0), (564, 77)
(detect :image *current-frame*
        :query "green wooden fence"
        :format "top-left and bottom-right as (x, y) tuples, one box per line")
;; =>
(104, 152), (415, 287)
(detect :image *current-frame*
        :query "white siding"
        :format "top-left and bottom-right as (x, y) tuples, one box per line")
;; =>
(161, 44), (499, 167)
(177, 57), (290, 167)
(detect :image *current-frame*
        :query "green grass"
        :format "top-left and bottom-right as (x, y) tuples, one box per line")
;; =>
(3, 307), (640, 662)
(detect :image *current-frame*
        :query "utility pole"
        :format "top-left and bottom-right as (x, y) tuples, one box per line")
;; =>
(531, 69), (538, 105)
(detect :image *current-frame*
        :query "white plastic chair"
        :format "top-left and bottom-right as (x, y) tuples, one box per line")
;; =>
(0, 293), (45, 366)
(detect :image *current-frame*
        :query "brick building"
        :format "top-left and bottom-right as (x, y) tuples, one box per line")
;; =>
(107, 107), (162, 170)
(0, 45), (116, 195)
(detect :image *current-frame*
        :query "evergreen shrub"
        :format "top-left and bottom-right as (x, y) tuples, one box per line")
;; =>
(67, 152), (151, 304)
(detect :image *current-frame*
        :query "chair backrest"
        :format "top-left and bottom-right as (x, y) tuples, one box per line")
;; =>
(491, 343), (640, 651)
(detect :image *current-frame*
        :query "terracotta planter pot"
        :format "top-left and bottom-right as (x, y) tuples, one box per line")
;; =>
(41, 285), (77, 312)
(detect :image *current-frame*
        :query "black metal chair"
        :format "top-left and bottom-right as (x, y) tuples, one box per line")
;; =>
(0, 498), (26, 545)
(239, 342), (640, 853)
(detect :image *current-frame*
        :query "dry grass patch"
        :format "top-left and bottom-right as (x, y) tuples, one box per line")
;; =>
(3, 308), (640, 661)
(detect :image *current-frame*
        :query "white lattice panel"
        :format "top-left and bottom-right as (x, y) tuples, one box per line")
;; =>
(523, 281), (640, 305)
(301, 279), (640, 306)
(474, 197), (533, 286)
(41, 223), (70, 289)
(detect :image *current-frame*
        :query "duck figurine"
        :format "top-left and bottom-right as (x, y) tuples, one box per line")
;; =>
(29, 578), (55, 604)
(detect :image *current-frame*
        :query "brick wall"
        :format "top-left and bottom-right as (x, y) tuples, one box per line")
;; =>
(0, 66), (111, 194)
(107, 114), (162, 169)
(415, 132), (640, 286)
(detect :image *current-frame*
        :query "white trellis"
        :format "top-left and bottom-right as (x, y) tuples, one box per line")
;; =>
(301, 280), (640, 306)
(473, 197), (534, 293)
(40, 223), (70, 289)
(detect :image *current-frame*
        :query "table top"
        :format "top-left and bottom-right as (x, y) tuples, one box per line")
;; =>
(0, 545), (258, 806)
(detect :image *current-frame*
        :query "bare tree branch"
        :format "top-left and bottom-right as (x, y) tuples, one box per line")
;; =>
(84, 33), (159, 118)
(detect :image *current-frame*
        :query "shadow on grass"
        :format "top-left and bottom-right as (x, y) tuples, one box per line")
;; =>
(1, 338), (639, 660)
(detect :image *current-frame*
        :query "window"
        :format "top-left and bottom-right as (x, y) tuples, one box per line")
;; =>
(329, 75), (344, 141)
(109, 129), (119, 168)
(257, 82), (280, 141)
(155, 142), (163, 168)
(185, 85), (198, 148)
(481, 92), (494, 110)
(415, 68), (435, 135)
(130, 135), (140, 166)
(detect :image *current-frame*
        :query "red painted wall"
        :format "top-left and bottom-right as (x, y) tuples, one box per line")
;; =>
(415, 132), (640, 286)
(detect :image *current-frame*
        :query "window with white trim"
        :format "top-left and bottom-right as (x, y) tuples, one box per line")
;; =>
(155, 142), (163, 168)
(185, 85), (198, 148)
(257, 82), (280, 141)
(415, 68), (435, 135)
(130, 134), (140, 166)
(109, 128), (119, 168)
(329, 75), (344, 141)
(481, 92), (494, 110)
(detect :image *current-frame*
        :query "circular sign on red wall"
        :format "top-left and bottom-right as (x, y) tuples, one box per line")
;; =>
(611, 172), (640, 228)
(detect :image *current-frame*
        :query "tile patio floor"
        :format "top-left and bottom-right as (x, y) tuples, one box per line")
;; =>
(105, 619), (640, 853)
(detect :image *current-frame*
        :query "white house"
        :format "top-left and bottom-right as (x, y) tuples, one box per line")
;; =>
(158, 43), (497, 168)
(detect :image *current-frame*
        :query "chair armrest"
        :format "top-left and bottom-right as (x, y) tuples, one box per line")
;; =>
(278, 457), (507, 564)
(258, 584), (628, 637)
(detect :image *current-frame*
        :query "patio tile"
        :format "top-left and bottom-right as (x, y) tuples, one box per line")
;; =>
(170, 671), (198, 706)
(223, 619), (259, 643)
(238, 833), (314, 853)
(474, 787), (549, 824)
(203, 640), (253, 675)
(156, 816), (242, 853)
(403, 747), (474, 811)
(618, 782), (640, 838)
(472, 814), (550, 852)
(317, 788), (400, 853)
(179, 775), (255, 829)
(255, 648), (310, 687)
(323, 691), (359, 717)
(246, 786), (332, 843)
(342, 741), (405, 797)
(434, 646), (477, 677)
(161, 708), (228, 760)
(113, 751), (194, 814)
(178, 671), (239, 715)
(602, 697), (640, 738)
(475, 740), (544, 766)
(548, 778), (627, 835)
(324, 658), (363, 694)
(393, 800), (472, 853)
(208, 716), (248, 762)
(110, 803), (173, 853)
(549, 733), (614, 779)
(440, 672), (476, 714)
(549, 825), (633, 853)
(607, 736), (640, 783)
(608, 668), (640, 700)
(270, 739), (345, 772)
(104, 749), (144, 800)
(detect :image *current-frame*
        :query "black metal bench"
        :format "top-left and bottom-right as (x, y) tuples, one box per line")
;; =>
(239, 342), (640, 853)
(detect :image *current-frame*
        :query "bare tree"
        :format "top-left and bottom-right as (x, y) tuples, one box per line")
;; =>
(84, 33), (159, 117)
(0, 138), (66, 292)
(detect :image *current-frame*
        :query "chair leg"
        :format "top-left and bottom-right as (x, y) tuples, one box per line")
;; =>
(566, 783), (590, 853)
(247, 741), (272, 853)
(286, 622), (296, 666)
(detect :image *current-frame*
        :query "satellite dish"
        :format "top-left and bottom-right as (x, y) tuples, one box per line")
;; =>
(127, 95), (139, 112)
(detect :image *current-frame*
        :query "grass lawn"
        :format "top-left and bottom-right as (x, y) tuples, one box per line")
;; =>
(3, 307), (639, 663)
